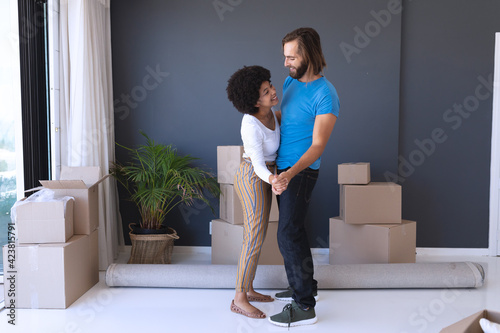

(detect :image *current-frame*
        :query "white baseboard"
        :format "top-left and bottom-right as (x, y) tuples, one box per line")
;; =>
(311, 248), (329, 256)
(119, 245), (492, 257)
(120, 245), (212, 255)
(172, 246), (330, 256)
(172, 246), (212, 255)
(416, 247), (490, 256)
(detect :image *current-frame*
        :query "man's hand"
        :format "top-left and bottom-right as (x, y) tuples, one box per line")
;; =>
(271, 173), (288, 195)
(272, 186), (282, 195)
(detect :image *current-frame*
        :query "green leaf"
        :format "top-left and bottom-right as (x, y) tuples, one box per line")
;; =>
(109, 132), (221, 229)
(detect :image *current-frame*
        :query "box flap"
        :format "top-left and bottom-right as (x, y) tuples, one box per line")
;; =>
(486, 311), (500, 323)
(25, 186), (44, 193)
(40, 180), (88, 189)
(440, 310), (485, 332)
(60, 166), (101, 186)
(88, 174), (111, 189)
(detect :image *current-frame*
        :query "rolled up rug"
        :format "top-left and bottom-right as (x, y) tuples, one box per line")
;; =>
(105, 262), (484, 289)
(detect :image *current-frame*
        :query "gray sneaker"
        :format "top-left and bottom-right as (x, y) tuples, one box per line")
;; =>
(268, 301), (317, 327)
(275, 287), (318, 302)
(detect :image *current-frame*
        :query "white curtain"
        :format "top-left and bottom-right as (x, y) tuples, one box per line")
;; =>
(490, 32), (500, 256)
(59, 0), (123, 269)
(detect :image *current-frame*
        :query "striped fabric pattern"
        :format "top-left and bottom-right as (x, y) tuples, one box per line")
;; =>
(234, 159), (273, 292)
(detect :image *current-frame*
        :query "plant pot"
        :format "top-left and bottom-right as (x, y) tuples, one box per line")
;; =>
(130, 223), (169, 235)
(128, 223), (180, 264)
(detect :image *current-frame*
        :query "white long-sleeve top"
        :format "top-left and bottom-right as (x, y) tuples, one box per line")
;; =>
(240, 111), (280, 184)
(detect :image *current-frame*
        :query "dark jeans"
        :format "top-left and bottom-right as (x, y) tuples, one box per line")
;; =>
(276, 167), (319, 309)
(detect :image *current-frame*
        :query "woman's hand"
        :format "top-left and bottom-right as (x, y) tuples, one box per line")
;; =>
(271, 173), (288, 195)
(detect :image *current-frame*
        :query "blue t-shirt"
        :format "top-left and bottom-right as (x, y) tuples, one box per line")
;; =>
(277, 76), (340, 170)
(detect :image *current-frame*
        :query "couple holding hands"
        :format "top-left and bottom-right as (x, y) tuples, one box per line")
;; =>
(226, 27), (340, 327)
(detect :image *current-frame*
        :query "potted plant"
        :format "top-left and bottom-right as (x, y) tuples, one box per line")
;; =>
(110, 131), (220, 264)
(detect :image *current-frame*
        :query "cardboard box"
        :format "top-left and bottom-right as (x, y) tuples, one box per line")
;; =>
(340, 182), (402, 224)
(440, 310), (500, 332)
(217, 146), (244, 184)
(38, 166), (108, 234)
(329, 217), (416, 264)
(211, 219), (283, 265)
(270, 194), (279, 221)
(15, 198), (74, 244)
(338, 162), (370, 184)
(219, 184), (244, 224)
(2, 230), (99, 309)
(219, 184), (279, 224)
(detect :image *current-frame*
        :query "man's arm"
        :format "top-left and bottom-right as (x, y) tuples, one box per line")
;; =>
(277, 113), (337, 183)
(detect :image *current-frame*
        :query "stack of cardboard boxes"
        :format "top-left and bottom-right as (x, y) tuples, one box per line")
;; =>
(2, 167), (106, 309)
(211, 146), (283, 265)
(330, 162), (417, 264)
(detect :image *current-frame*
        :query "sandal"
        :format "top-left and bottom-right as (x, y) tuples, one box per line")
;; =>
(247, 294), (274, 302)
(230, 300), (266, 319)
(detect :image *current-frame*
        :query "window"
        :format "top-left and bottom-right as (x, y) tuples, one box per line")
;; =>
(0, 0), (24, 277)
(1, 0), (51, 278)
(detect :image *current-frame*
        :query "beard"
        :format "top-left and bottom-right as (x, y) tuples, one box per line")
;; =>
(289, 60), (309, 79)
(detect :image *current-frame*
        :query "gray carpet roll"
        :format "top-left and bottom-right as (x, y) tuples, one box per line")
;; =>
(106, 262), (484, 289)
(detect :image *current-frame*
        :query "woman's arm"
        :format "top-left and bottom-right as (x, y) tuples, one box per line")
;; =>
(241, 122), (274, 184)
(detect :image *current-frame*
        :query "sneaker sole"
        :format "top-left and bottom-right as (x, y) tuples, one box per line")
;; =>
(275, 295), (319, 302)
(268, 316), (318, 327)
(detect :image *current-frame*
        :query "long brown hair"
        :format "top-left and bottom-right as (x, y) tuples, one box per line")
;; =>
(282, 27), (327, 75)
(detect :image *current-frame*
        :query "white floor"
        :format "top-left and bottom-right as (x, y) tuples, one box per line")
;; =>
(1, 249), (499, 333)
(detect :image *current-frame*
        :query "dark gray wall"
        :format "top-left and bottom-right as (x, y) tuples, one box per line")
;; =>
(111, 0), (403, 247)
(399, 0), (499, 248)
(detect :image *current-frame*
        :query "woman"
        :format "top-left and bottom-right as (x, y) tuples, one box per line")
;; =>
(226, 66), (285, 319)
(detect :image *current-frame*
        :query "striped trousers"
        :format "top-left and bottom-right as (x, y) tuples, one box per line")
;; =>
(234, 159), (274, 292)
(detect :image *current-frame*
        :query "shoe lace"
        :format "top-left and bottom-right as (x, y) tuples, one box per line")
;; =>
(282, 303), (294, 330)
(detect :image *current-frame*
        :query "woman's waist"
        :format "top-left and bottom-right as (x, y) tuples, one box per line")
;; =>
(243, 157), (276, 166)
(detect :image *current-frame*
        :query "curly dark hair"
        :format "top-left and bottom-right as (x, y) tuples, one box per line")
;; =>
(226, 65), (271, 115)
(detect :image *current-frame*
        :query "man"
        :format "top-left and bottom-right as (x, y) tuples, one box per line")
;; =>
(269, 27), (340, 327)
